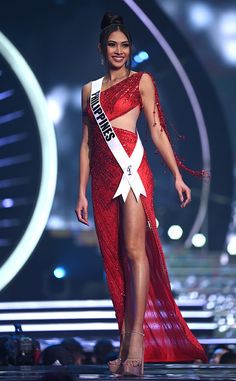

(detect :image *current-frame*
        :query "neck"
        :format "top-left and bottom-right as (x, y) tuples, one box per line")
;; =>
(105, 67), (130, 82)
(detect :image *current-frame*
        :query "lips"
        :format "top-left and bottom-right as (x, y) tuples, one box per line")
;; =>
(112, 56), (125, 62)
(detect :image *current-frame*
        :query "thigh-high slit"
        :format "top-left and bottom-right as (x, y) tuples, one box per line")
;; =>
(90, 125), (207, 363)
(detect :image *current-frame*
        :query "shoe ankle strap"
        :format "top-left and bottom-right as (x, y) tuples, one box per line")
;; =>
(126, 330), (145, 337)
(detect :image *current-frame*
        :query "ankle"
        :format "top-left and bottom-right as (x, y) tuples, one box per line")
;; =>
(127, 329), (145, 337)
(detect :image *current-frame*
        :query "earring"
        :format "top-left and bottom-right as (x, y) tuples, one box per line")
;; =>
(101, 56), (104, 65)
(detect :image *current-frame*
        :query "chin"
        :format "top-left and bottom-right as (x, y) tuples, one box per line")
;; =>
(109, 62), (126, 70)
(107, 59), (127, 68)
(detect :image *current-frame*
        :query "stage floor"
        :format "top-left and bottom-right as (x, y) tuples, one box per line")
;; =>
(0, 364), (236, 381)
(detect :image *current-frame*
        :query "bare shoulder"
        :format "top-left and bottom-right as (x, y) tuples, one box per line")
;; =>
(82, 81), (92, 98)
(139, 72), (155, 95)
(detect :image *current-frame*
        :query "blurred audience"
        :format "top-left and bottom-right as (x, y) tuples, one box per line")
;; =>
(41, 339), (84, 366)
(0, 337), (8, 365)
(91, 339), (116, 364)
(209, 345), (232, 364)
(220, 351), (236, 364)
(41, 344), (74, 365)
(61, 338), (85, 365)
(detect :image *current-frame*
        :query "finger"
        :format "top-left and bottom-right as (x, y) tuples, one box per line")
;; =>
(82, 209), (89, 224)
(178, 190), (184, 204)
(75, 209), (83, 222)
(75, 209), (89, 225)
(182, 188), (191, 207)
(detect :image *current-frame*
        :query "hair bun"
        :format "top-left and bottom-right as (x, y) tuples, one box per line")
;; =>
(100, 12), (124, 30)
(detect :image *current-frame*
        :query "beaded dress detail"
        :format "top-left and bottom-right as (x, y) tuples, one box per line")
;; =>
(86, 72), (207, 363)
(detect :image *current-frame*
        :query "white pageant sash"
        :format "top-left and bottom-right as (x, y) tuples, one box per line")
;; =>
(90, 77), (146, 202)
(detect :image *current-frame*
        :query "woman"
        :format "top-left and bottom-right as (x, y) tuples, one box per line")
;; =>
(75, 12), (208, 377)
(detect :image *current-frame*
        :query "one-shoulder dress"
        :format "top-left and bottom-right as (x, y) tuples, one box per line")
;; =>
(85, 71), (207, 363)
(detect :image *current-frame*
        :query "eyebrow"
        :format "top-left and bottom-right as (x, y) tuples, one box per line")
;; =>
(107, 39), (129, 43)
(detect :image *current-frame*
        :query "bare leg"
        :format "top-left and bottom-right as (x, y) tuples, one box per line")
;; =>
(121, 190), (150, 360)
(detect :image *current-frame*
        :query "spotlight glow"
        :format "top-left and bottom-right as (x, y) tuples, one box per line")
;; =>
(53, 267), (66, 279)
(47, 97), (63, 124)
(133, 50), (149, 64)
(138, 51), (149, 60)
(218, 12), (236, 37)
(227, 236), (236, 255)
(221, 39), (236, 64)
(168, 225), (183, 240)
(220, 252), (229, 265)
(133, 54), (142, 63)
(188, 3), (213, 29)
(46, 86), (69, 124)
(2, 198), (14, 208)
(192, 233), (206, 248)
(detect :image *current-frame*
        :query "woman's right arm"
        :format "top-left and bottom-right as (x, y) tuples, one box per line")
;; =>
(75, 83), (91, 225)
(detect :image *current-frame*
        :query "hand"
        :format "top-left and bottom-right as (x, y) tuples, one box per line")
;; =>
(75, 194), (89, 225)
(175, 177), (191, 208)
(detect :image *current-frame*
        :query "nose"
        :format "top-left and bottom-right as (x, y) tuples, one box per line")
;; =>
(115, 44), (122, 54)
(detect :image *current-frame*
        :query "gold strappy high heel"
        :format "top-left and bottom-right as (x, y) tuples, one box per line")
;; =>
(122, 330), (145, 377)
(108, 331), (129, 374)
(108, 357), (122, 374)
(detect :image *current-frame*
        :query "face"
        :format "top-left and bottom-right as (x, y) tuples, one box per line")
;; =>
(105, 30), (130, 69)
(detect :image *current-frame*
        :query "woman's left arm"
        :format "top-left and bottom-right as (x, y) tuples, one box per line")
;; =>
(140, 73), (191, 208)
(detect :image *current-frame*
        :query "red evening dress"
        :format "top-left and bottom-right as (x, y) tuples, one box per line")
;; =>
(86, 71), (207, 363)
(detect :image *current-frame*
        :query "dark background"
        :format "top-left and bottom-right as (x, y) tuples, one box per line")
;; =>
(0, 0), (235, 301)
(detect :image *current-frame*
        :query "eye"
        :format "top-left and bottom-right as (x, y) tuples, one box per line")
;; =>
(107, 41), (116, 47)
(122, 43), (130, 48)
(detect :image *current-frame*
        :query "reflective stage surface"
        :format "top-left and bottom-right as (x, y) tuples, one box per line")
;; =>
(0, 364), (236, 381)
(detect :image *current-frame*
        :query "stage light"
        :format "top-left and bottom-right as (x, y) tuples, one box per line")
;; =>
(0, 310), (213, 323)
(138, 51), (149, 60)
(218, 12), (236, 37)
(213, 11), (236, 65)
(227, 235), (236, 255)
(219, 325), (228, 333)
(47, 97), (63, 124)
(53, 267), (66, 279)
(0, 321), (217, 333)
(133, 54), (142, 64)
(47, 215), (66, 230)
(220, 252), (229, 265)
(167, 225), (183, 240)
(2, 198), (14, 208)
(218, 318), (226, 326)
(221, 39), (236, 65)
(187, 3), (213, 29)
(192, 233), (206, 247)
(206, 301), (215, 310)
(46, 86), (69, 124)
(0, 298), (204, 310)
(227, 314), (235, 325)
(133, 51), (149, 64)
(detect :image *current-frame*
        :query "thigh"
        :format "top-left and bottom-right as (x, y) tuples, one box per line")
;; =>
(121, 190), (147, 253)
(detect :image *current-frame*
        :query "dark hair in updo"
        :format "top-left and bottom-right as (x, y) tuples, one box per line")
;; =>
(99, 12), (132, 69)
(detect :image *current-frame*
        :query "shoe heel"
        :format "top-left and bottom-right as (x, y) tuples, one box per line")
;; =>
(108, 331), (130, 374)
(122, 330), (145, 377)
(108, 358), (122, 374)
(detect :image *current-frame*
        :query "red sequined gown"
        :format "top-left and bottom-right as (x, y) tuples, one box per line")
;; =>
(86, 72), (207, 363)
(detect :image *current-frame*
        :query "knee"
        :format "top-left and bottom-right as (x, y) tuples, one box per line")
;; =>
(125, 240), (145, 262)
